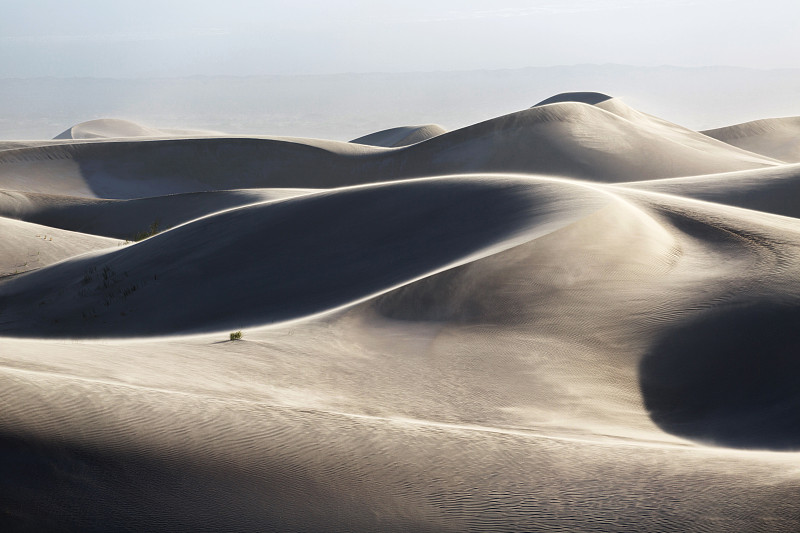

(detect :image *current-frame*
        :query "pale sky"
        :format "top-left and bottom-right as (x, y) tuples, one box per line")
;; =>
(2, 0), (799, 77)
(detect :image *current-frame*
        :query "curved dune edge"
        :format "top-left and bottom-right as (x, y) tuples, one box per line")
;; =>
(0, 98), (780, 199)
(2, 183), (800, 530)
(0, 187), (317, 238)
(533, 91), (614, 106)
(3, 92), (800, 531)
(0, 175), (617, 338)
(54, 118), (224, 140)
(702, 116), (800, 163)
(350, 124), (447, 147)
(616, 163), (800, 219)
(0, 216), (120, 277)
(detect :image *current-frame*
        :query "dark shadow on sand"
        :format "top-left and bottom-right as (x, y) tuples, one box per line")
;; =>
(0, 429), (435, 532)
(639, 301), (800, 451)
(532, 92), (613, 107)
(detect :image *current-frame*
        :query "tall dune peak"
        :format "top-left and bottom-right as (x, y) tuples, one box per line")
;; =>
(532, 92), (614, 107)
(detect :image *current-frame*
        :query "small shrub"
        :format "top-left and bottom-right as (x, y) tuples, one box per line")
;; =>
(229, 330), (243, 341)
(131, 220), (161, 242)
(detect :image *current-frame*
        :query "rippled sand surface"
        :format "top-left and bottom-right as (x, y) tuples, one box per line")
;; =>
(2, 93), (800, 531)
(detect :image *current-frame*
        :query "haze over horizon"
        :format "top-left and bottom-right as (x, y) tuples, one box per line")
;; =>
(6, 2), (800, 531)
(3, 0), (800, 78)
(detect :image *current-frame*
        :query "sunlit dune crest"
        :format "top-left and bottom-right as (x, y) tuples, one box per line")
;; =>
(2, 93), (800, 531)
(702, 117), (800, 163)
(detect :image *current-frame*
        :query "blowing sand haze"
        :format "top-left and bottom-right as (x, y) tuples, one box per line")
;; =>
(2, 92), (800, 531)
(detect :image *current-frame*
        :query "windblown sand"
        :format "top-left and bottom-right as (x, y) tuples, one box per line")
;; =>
(1, 93), (800, 531)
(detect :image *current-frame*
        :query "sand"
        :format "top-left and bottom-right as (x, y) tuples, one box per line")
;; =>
(703, 117), (800, 163)
(350, 124), (447, 147)
(1, 94), (800, 531)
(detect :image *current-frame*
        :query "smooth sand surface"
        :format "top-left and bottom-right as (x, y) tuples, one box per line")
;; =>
(350, 124), (448, 147)
(0, 102), (779, 199)
(618, 163), (800, 218)
(702, 116), (800, 163)
(2, 94), (800, 531)
(54, 118), (224, 140)
(0, 187), (315, 238)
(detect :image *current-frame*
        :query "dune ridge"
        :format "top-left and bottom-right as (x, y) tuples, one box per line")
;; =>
(0, 187), (314, 238)
(350, 124), (447, 147)
(54, 118), (223, 140)
(0, 175), (614, 337)
(0, 98), (779, 199)
(702, 116), (800, 162)
(617, 163), (800, 218)
(2, 93), (800, 531)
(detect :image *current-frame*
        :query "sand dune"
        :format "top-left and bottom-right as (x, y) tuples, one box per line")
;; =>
(0, 187), (314, 238)
(0, 175), (613, 337)
(54, 118), (223, 140)
(534, 91), (615, 106)
(0, 96), (779, 199)
(702, 116), (800, 163)
(537, 91), (784, 169)
(350, 124), (447, 147)
(618, 163), (800, 218)
(404, 100), (778, 182)
(55, 118), (170, 140)
(2, 94), (800, 531)
(0, 216), (119, 277)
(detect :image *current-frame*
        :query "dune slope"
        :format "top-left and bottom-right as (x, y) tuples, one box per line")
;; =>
(0, 99), (779, 199)
(0, 175), (612, 337)
(2, 94), (800, 531)
(618, 163), (800, 218)
(54, 118), (223, 140)
(702, 116), (800, 163)
(0, 187), (314, 238)
(0, 216), (119, 277)
(350, 124), (447, 147)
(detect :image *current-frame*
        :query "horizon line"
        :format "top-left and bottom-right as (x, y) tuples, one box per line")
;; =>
(2, 64), (799, 81)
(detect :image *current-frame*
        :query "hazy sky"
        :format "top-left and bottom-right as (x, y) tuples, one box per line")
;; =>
(2, 0), (799, 77)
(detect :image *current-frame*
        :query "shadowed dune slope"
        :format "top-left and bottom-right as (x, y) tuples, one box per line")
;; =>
(640, 301), (800, 450)
(0, 188), (315, 238)
(5, 94), (800, 531)
(612, 186), (800, 447)
(403, 102), (778, 181)
(4, 178), (800, 530)
(0, 175), (612, 337)
(350, 124), (447, 147)
(618, 164), (800, 219)
(0, 102), (779, 198)
(369, 183), (800, 449)
(533, 91), (614, 106)
(536, 92), (780, 168)
(0, 137), (381, 198)
(702, 117), (800, 163)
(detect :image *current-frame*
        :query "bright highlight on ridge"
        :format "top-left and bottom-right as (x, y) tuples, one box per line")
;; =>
(2, 90), (800, 530)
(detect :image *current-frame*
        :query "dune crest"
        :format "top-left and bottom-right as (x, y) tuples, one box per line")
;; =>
(54, 118), (223, 140)
(350, 124), (447, 147)
(0, 175), (613, 337)
(2, 93), (800, 531)
(702, 116), (800, 162)
(0, 187), (314, 238)
(533, 91), (614, 106)
(0, 98), (781, 199)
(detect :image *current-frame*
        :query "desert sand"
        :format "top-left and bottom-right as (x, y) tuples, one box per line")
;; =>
(1, 92), (800, 531)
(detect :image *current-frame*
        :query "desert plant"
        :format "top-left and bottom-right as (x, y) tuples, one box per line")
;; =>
(131, 220), (161, 242)
(229, 330), (243, 341)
